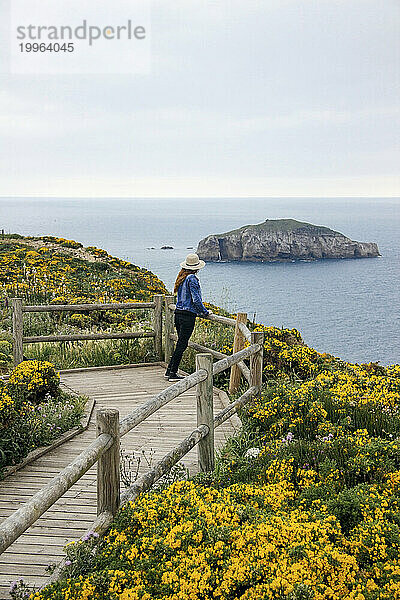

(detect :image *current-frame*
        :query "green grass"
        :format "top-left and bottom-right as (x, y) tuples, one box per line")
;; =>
(25, 337), (157, 370)
(214, 218), (339, 238)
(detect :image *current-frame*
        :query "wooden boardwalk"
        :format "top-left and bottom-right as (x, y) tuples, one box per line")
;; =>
(0, 365), (236, 598)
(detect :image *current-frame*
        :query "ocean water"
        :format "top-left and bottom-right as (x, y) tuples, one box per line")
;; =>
(0, 197), (399, 366)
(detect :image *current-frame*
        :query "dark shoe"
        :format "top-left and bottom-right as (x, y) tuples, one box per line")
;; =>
(168, 373), (185, 381)
(164, 371), (171, 379)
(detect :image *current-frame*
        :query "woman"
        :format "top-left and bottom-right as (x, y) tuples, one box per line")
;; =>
(165, 253), (211, 381)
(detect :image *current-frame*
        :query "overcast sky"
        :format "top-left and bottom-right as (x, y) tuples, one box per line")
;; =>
(0, 0), (399, 197)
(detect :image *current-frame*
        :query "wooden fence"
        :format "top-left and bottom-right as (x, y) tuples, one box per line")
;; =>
(10, 295), (164, 366)
(1, 296), (264, 577)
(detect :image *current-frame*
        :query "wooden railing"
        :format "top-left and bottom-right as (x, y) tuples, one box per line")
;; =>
(1, 297), (264, 579)
(10, 295), (164, 366)
(164, 296), (253, 393)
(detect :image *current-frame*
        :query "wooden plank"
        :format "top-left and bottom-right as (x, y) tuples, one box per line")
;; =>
(0, 488), (96, 498)
(18, 523), (90, 534)
(0, 562), (52, 575)
(0, 476), (95, 486)
(59, 362), (161, 375)
(0, 508), (96, 520)
(0, 576), (48, 585)
(0, 553), (64, 566)
(7, 537), (73, 547)
(0, 495), (96, 507)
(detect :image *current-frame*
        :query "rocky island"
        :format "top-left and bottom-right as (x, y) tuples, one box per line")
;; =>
(197, 219), (380, 262)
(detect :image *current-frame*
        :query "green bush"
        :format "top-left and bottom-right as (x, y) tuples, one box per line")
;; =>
(0, 339), (12, 370)
(327, 488), (363, 533)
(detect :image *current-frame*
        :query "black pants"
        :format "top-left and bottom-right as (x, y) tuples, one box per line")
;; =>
(167, 310), (196, 374)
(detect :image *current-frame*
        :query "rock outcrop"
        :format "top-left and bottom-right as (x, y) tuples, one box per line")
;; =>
(197, 219), (380, 262)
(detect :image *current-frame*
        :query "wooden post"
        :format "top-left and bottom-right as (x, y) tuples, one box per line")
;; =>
(164, 295), (175, 365)
(153, 295), (163, 360)
(97, 408), (120, 517)
(250, 331), (264, 390)
(229, 312), (247, 394)
(11, 298), (23, 366)
(196, 353), (215, 472)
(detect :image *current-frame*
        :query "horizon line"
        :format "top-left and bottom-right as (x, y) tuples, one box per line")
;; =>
(1, 195), (399, 200)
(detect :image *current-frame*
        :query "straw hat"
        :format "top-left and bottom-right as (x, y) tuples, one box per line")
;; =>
(180, 253), (205, 270)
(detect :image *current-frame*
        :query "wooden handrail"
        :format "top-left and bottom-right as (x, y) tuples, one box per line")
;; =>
(10, 297), (162, 367)
(168, 304), (237, 327)
(213, 343), (261, 376)
(0, 369), (209, 555)
(0, 432), (113, 555)
(22, 302), (156, 313)
(168, 335), (260, 380)
(169, 334), (251, 384)
(51, 423), (212, 579)
(0, 335), (262, 555)
(214, 386), (259, 427)
(170, 334), (227, 360)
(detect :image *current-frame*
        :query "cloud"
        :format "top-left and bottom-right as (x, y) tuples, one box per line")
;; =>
(0, 0), (399, 196)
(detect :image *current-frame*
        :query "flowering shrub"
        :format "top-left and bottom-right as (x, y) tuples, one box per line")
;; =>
(30, 346), (396, 599)
(0, 389), (86, 472)
(40, 236), (83, 249)
(33, 480), (369, 600)
(250, 324), (338, 380)
(0, 236), (167, 309)
(0, 381), (14, 430)
(69, 313), (91, 329)
(247, 364), (400, 442)
(7, 360), (60, 404)
(33, 350), (400, 600)
(190, 319), (339, 387)
(60, 531), (100, 579)
(9, 578), (35, 599)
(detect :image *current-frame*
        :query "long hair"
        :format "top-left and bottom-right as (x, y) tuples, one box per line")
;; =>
(174, 269), (196, 294)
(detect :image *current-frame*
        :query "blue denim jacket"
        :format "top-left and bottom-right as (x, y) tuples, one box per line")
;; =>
(176, 274), (209, 316)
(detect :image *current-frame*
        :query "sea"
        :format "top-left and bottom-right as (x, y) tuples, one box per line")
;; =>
(0, 197), (399, 366)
